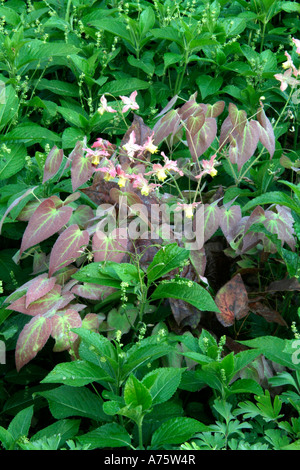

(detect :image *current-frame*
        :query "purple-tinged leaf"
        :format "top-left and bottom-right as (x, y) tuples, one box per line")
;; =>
(0, 186), (38, 235)
(51, 309), (82, 352)
(177, 93), (205, 122)
(71, 145), (94, 192)
(230, 120), (260, 171)
(152, 109), (181, 145)
(62, 192), (81, 205)
(228, 103), (247, 136)
(189, 247), (207, 278)
(54, 265), (78, 285)
(257, 107), (275, 158)
(219, 205), (242, 243)
(26, 273), (57, 308)
(203, 202), (221, 243)
(215, 274), (249, 327)
(64, 140), (84, 170)
(15, 314), (53, 371)
(249, 301), (287, 327)
(82, 313), (104, 331)
(8, 285), (63, 316)
(92, 227), (128, 263)
(48, 224), (89, 277)
(219, 115), (236, 150)
(20, 199), (73, 255)
(43, 146), (64, 183)
(71, 283), (115, 301)
(32, 250), (48, 274)
(205, 101), (225, 118)
(156, 94), (178, 118)
(187, 117), (217, 161)
(17, 195), (62, 222)
(264, 207), (296, 252)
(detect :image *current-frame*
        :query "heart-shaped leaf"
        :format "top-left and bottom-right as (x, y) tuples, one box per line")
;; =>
(48, 224), (89, 277)
(20, 198), (73, 255)
(215, 274), (249, 327)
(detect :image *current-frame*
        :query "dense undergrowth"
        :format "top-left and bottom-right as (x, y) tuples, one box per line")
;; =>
(0, 0), (299, 451)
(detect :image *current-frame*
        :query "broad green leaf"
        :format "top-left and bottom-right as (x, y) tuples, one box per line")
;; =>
(31, 419), (80, 448)
(78, 423), (131, 449)
(41, 360), (113, 387)
(151, 417), (207, 448)
(124, 375), (152, 411)
(15, 315), (53, 371)
(151, 280), (219, 313)
(36, 385), (108, 421)
(229, 378), (263, 395)
(139, 6), (155, 36)
(72, 262), (122, 288)
(99, 78), (150, 96)
(151, 26), (183, 46)
(35, 79), (80, 98)
(142, 368), (183, 405)
(3, 124), (60, 145)
(196, 75), (223, 100)
(242, 191), (299, 214)
(147, 243), (190, 283)
(121, 342), (174, 379)
(0, 144), (27, 180)
(7, 405), (34, 441)
(20, 198), (73, 254)
(0, 84), (19, 131)
(16, 41), (80, 69)
(89, 18), (132, 43)
(238, 336), (300, 370)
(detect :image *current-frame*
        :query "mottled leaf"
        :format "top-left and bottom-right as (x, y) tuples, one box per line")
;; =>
(257, 107), (275, 158)
(92, 227), (127, 263)
(71, 283), (115, 301)
(20, 199), (73, 255)
(8, 285), (63, 316)
(26, 273), (56, 308)
(15, 315), (53, 371)
(43, 146), (64, 183)
(71, 146), (94, 192)
(219, 205), (242, 243)
(215, 274), (249, 327)
(51, 309), (82, 352)
(48, 224), (89, 277)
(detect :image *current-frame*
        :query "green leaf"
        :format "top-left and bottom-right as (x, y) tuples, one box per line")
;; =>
(142, 368), (183, 405)
(238, 336), (300, 370)
(139, 6), (155, 36)
(89, 18), (133, 43)
(0, 84), (19, 131)
(78, 423), (131, 449)
(196, 75), (223, 100)
(151, 280), (219, 313)
(147, 243), (190, 283)
(229, 379), (263, 396)
(0, 144), (27, 180)
(3, 124), (61, 146)
(35, 79), (79, 97)
(99, 78), (150, 96)
(151, 417), (207, 448)
(36, 385), (108, 421)
(124, 375), (152, 411)
(242, 191), (299, 214)
(7, 405), (34, 441)
(41, 360), (114, 387)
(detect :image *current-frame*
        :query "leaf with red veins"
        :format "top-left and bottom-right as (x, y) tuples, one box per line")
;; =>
(15, 314), (53, 371)
(20, 198), (73, 255)
(43, 146), (64, 183)
(215, 274), (249, 327)
(51, 309), (82, 352)
(26, 273), (57, 308)
(48, 224), (89, 277)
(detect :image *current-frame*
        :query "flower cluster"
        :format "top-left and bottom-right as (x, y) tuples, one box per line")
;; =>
(84, 90), (220, 216)
(274, 38), (300, 91)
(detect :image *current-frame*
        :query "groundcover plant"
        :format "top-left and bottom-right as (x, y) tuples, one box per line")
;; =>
(0, 0), (300, 451)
